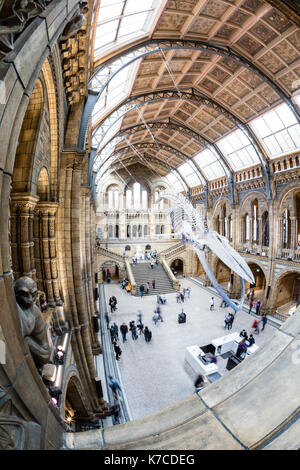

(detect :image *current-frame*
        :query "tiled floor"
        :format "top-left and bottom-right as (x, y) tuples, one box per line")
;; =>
(104, 279), (275, 421)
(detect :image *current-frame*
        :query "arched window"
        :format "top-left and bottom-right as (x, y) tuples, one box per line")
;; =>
(133, 225), (137, 238)
(142, 190), (148, 210)
(115, 225), (119, 238)
(161, 225), (164, 234)
(127, 225), (131, 238)
(114, 191), (119, 210)
(262, 211), (269, 247)
(138, 225), (142, 237)
(108, 225), (113, 238)
(245, 214), (250, 241)
(144, 226), (148, 237)
(133, 182), (141, 209)
(155, 225), (160, 235)
(126, 190), (132, 209)
(253, 200), (258, 242)
(283, 209), (290, 248)
(224, 216), (228, 238)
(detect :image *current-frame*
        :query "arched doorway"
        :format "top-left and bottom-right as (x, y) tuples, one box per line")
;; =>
(102, 261), (120, 282)
(247, 262), (266, 303)
(170, 259), (183, 276)
(64, 376), (90, 432)
(275, 272), (300, 316)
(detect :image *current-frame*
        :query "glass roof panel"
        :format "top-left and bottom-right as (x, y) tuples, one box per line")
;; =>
(194, 147), (225, 180)
(250, 102), (300, 158)
(216, 130), (259, 170)
(94, 0), (165, 60)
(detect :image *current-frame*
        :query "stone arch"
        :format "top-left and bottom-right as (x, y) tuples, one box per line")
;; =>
(62, 372), (92, 430)
(169, 257), (184, 276)
(12, 79), (44, 193)
(239, 191), (268, 218)
(37, 167), (50, 202)
(272, 269), (300, 314)
(42, 59), (59, 201)
(101, 260), (123, 282)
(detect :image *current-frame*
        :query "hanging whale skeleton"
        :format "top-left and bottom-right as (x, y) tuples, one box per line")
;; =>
(158, 191), (255, 313)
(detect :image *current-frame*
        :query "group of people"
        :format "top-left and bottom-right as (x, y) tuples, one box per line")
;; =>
(109, 314), (153, 357)
(176, 287), (191, 303)
(102, 268), (111, 283)
(121, 278), (131, 292)
(224, 312), (235, 329)
(139, 280), (161, 297)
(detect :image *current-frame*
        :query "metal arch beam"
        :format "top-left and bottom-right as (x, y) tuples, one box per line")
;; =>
(99, 118), (234, 174)
(90, 88), (268, 199)
(109, 141), (208, 185)
(92, 119), (235, 204)
(90, 38), (298, 116)
(99, 154), (188, 193)
(78, 38), (299, 149)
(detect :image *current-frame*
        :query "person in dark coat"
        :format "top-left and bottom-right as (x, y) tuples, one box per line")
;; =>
(261, 314), (267, 331)
(152, 280), (156, 289)
(130, 321), (138, 340)
(140, 284), (144, 297)
(256, 301), (261, 315)
(113, 322), (118, 340)
(120, 322), (128, 342)
(144, 327), (152, 342)
(113, 341), (122, 361)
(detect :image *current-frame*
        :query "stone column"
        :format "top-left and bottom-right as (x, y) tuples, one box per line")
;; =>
(258, 217), (263, 248)
(10, 194), (39, 280)
(278, 217), (284, 254)
(290, 217), (297, 250)
(249, 217), (253, 246)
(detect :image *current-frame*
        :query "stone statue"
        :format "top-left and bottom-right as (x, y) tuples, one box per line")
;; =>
(14, 276), (51, 368)
(60, 12), (85, 41)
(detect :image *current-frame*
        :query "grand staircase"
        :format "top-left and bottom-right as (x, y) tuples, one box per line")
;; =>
(131, 261), (175, 296)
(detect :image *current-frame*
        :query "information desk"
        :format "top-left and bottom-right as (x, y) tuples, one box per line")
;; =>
(246, 344), (259, 355)
(211, 332), (240, 356)
(185, 345), (218, 377)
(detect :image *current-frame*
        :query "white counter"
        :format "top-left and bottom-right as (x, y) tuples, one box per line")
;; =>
(211, 332), (240, 356)
(185, 345), (218, 377)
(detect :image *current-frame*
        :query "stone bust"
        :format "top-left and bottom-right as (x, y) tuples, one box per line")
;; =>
(14, 277), (51, 368)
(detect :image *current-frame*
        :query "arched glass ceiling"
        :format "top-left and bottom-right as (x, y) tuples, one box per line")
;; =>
(250, 103), (300, 159)
(164, 172), (187, 194)
(216, 129), (259, 171)
(91, 0), (167, 125)
(178, 161), (203, 187)
(94, 0), (166, 61)
(194, 147), (226, 181)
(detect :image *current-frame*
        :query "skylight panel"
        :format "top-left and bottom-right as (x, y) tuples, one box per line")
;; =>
(250, 102), (300, 158)
(216, 130), (259, 170)
(93, 0), (167, 60)
(194, 147), (225, 180)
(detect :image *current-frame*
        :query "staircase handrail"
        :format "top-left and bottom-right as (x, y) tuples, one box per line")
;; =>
(125, 259), (137, 295)
(96, 245), (125, 263)
(160, 255), (179, 291)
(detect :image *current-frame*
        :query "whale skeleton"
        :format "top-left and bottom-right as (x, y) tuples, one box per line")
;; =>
(158, 191), (255, 313)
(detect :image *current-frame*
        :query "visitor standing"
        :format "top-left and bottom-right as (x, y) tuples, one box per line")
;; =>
(144, 327), (152, 342)
(186, 287), (191, 299)
(210, 297), (214, 311)
(113, 341), (122, 361)
(137, 320), (144, 335)
(248, 300), (253, 314)
(140, 284), (144, 297)
(261, 314), (267, 331)
(252, 318), (260, 334)
(120, 322), (128, 342)
(176, 292), (181, 303)
(146, 282), (150, 295)
(113, 322), (119, 340)
(150, 260), (154, 269)
(153, 311), (159, 325)
(194, 374), (205, 393)
(152, 280), (156, 289)
(250, 289), (255, 302)
(131, 321), (138, 340)
(256, 301), (261, 315)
